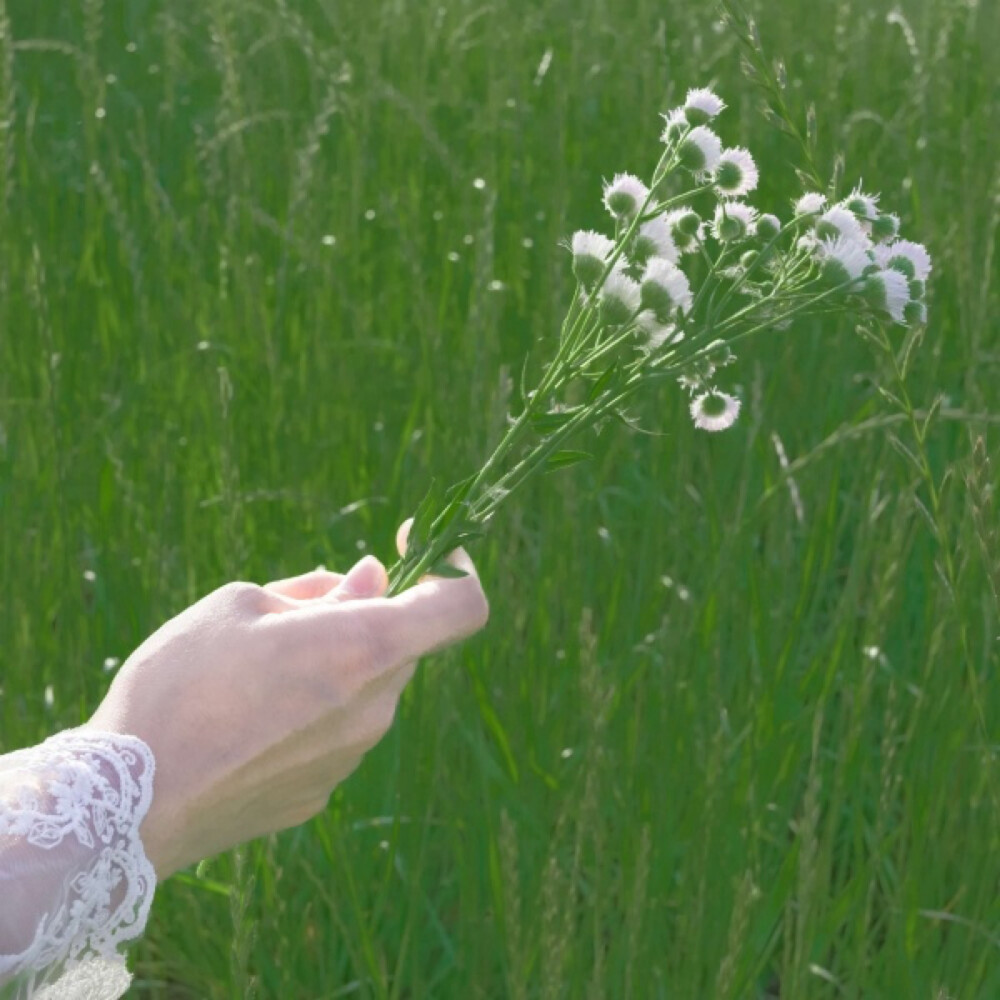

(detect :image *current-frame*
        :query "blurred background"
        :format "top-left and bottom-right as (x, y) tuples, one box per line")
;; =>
(0, 0), (997, 996)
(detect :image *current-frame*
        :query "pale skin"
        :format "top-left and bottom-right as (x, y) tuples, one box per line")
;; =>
(81, 520), (489, 880)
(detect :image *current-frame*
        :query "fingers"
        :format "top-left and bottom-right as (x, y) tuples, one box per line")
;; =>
(350, 561), (489, 666)
(396, 517), (481, 583)
(328, 555), (389, 602)
(264, 569), (344, 601)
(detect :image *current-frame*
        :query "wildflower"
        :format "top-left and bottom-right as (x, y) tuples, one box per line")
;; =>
(664, 209), (704, 253)
(603, 173), (649, 220)
(871, 213), (900, 243)
(637, 310), (684, 349)
(714, 147), (759, 197)
(571, 230), (616, 287)
(633, 217), (678, 264)
(842, 185), (880, 222)
(711, 201), (758, 242)
(793, 192), (827, 216)
(815, 206), (869, 245)
(683, 87), (726, 125)
(756, 213), (781, 241)
(882, 239), (932, 281)
(640, 256), (693, 316)
(814, 236), (870, 284)
(677, 126), (723, 173)
(598, 266), (641, 324)
(690, 390), (741, 431)
(864, 268), (910, 324)
(904, 299), (927, 325)
(660, 107), (689, 144)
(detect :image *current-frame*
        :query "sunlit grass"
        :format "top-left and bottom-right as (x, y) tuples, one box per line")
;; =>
(1, 0), (998, 996)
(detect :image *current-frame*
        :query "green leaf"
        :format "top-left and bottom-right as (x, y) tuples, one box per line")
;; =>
(427, 560), (470, 579)
(407, 479), (439, 553)
(545, 449), (592, 472)
(530, 408), (580, 434)
(586, 361), (619, 403)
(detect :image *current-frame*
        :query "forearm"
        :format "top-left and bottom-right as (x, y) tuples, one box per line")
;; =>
(0, 729), (157, 996)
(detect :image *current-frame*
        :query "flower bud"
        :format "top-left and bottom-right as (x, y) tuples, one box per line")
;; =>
(871, 213), (900, 243)
(598, 268), (641, 325)
(677, 126), (722, 173)
(603, 173), (649, 220)
(756, 213), (781, 241)
(571, 230), (615, 288)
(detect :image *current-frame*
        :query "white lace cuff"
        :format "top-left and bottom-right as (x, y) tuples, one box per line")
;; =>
(0, 728), (158, 999)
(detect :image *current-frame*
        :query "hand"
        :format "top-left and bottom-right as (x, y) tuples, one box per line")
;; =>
(81, 520), (488, 880)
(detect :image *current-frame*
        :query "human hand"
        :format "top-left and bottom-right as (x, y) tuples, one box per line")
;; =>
(81, 520), (488, 880)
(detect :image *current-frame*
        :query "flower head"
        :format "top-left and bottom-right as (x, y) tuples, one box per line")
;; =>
(598, 266), (641, 325)
(683, 87), (726, 125)
(640, 256), (693, 317)
(871, 213), (901, 243)
(713, 147), (759, 197)
(571, 230), (615, 287)
(711, 201), (758, 242)
(603, 173), (649, 220)
(637, 310), (684, 349)
(677, 126), (723, 173)
(756, 213), (781, 241)
(904, 299), (927, 326)
(842, 185), (880, 222)
(690, 390), (741, 432)
(633, 217), (678, 264)
(814, 236), (871, 284)
(664, 209), (704, 254)
(815, 206), (869, 245)
(794, 192), (827, 216)
(660, 107), (689, 144)
(864, 268), (910, 324)
(883, 239), (932, 281)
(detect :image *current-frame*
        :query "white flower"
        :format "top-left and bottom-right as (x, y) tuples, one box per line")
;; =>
(677, 126), (723, 173)
(603, 173), (649, 219)
(883, 239), (932, 280)
(842, 185), (880, 221)
(871, 212), (901, 243)
(659, 107), (689, 144)
(641, 256), (693, 315)
(714, 147), (759, 197)
(683, 87), (726, 124)
(794, 192), (827, 216)
(598, 266), (641, 324)
(690, 390), (741, 432)
(634, 217), (678, 263)
(711, 201), (758, 242)
(904, 299), (928, 325)
(571, 230), (615, 286)
(637, 310), (684, 349)
(756, 213), (781, 241)
(814, 236), (871, 284)
(815, 206), (869, 245)
(864, 268), (910, 324)
(664, 209), (704, 254)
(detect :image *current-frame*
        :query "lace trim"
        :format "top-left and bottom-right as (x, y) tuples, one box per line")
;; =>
(0, 728), (157, 995)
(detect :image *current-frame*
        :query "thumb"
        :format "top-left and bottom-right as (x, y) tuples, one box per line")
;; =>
(331, 555), (388, 601)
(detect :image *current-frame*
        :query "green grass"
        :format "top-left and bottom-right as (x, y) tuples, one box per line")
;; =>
(1, 0), (998, 996)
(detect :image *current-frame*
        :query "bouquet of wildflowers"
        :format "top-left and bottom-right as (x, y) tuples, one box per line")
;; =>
(385, 85), (931, 596)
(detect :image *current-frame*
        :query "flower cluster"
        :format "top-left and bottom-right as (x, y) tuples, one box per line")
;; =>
(569, 86), (931, 434)
(385, 85), (931, 595)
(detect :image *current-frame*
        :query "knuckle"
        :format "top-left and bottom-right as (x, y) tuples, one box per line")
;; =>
(218, 580), (264, 609)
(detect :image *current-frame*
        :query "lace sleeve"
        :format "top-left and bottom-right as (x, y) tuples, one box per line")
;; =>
(0, 728), (158, 999)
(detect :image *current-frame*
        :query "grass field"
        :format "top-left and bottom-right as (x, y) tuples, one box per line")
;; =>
(1, 0), (999, 996)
